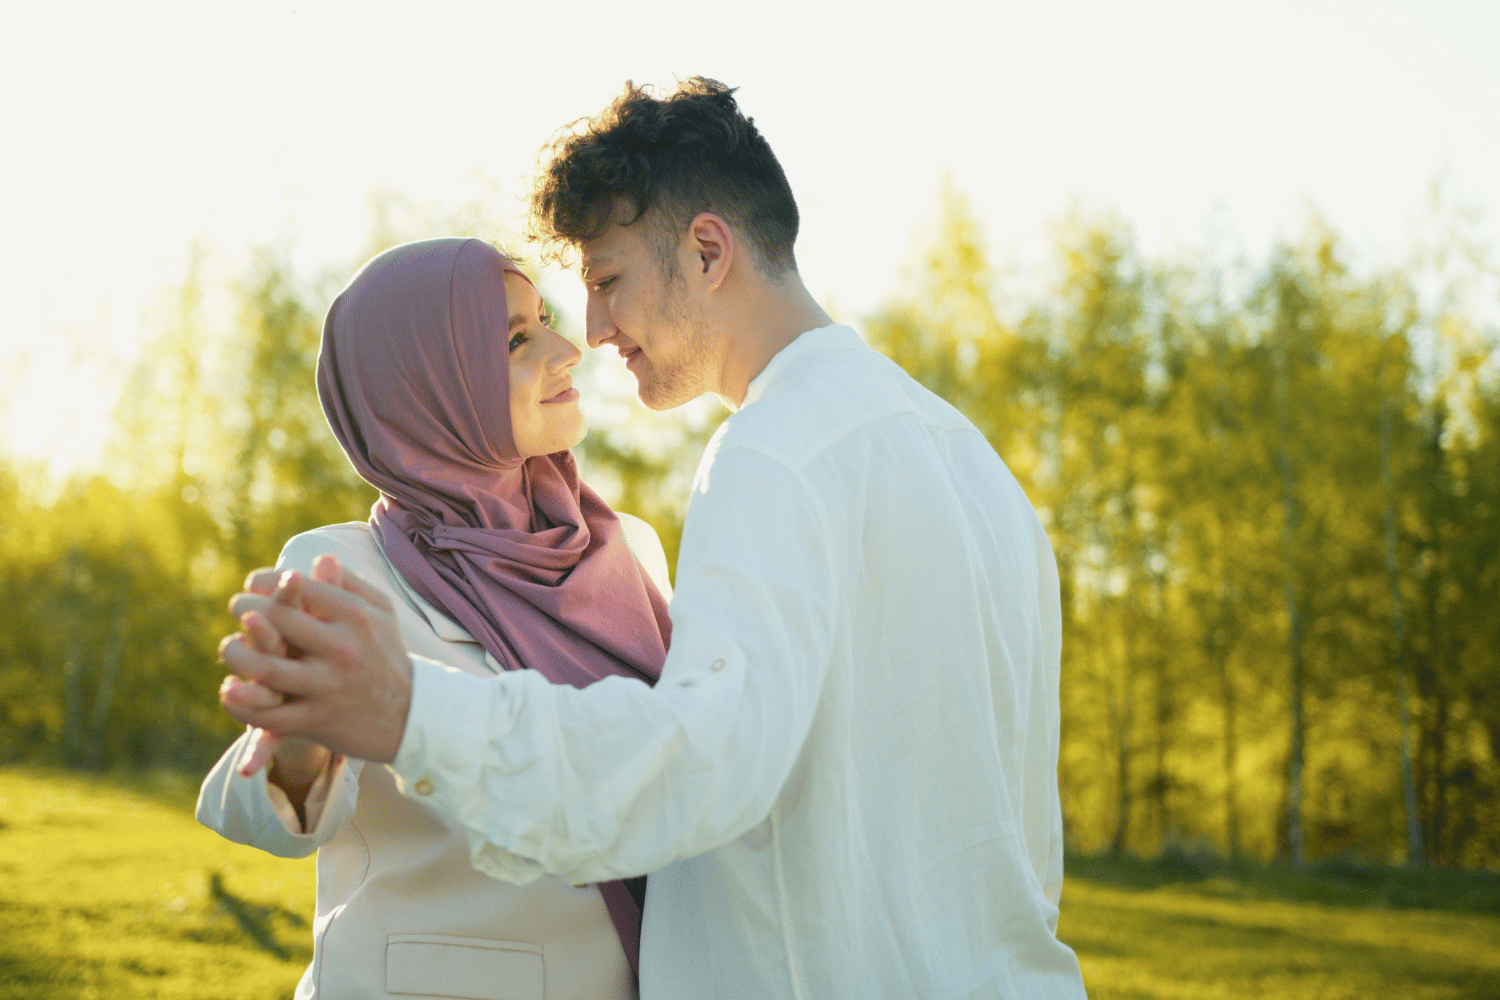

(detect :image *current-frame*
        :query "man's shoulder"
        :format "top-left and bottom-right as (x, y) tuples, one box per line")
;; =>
(721, 338), (974, 470)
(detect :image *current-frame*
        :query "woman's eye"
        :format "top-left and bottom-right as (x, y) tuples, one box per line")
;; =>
(509, 331), (527, 352)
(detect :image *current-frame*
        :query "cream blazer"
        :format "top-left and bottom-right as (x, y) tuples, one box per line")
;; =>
(197, 516), (671, 1000)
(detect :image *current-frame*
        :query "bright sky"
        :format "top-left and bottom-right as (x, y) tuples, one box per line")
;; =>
(3, 0), (1498, 478)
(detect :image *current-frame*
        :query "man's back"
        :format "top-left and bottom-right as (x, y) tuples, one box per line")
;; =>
(641, 326), (1085, 999)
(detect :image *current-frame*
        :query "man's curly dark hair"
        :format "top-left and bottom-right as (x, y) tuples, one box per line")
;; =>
(528, 77), (799, 277)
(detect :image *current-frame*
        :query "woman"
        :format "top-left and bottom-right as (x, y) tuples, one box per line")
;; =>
(197, 238), (671, 1000)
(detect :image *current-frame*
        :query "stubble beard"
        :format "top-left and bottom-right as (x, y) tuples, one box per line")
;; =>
(635, 270), (714, 412)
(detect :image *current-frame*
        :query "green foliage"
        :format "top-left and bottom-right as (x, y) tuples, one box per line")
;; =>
(869, 191), (1500, 870)
(1, 185), (1494, 873)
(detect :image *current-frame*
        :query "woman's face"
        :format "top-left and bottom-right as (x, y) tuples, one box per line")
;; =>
(504, 271), (586, 458)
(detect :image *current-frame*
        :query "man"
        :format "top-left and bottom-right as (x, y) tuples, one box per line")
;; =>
(222, 78), (1088, 999)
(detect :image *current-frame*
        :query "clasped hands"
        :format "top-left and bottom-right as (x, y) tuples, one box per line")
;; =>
(218, 554), (414, 778)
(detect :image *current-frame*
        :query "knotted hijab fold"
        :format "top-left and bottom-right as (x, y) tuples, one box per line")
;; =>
(316, 237), (667, 975)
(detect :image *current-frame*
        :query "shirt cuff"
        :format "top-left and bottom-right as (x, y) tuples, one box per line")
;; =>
(389, 654), (546, 885)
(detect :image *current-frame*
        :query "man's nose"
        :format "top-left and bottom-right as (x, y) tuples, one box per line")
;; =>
(585, 295), (612, 349)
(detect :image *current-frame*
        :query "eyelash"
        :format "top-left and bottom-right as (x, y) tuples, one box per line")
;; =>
(591, 277), (615, 293)
(510, 306), (555, 352)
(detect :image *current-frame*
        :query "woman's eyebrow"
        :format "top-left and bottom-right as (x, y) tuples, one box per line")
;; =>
(508, 312), (527, 332)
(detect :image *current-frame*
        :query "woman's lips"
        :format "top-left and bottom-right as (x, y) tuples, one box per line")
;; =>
(542, 386), (579, 404)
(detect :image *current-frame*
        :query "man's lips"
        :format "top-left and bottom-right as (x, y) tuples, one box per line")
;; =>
(619, 345), (642, 368)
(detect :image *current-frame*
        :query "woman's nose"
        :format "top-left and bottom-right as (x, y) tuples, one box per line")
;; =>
(544, 329), (583, 371)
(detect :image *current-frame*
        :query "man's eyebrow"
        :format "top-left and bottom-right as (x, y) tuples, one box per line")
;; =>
(580, 254), (613, 277)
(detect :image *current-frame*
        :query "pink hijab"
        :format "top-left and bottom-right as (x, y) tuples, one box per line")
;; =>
(316, 237), (668, 975)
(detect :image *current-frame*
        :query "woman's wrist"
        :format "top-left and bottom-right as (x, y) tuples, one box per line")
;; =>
(267, 738), (334, 816)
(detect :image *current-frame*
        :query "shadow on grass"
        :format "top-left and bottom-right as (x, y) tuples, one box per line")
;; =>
(1066, 847), (1500, 915)
(207, 871), (307, 961)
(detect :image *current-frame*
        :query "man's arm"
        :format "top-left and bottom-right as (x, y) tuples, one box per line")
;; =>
(221, 446), (836, 883)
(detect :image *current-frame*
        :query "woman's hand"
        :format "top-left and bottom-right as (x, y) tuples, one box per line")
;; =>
(225, 558), (345, 787)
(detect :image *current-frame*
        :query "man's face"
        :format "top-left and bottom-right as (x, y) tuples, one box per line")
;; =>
(580, 212), (716, 411)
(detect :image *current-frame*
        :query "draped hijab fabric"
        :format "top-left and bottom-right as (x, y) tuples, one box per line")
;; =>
(315, 237), (668, 975)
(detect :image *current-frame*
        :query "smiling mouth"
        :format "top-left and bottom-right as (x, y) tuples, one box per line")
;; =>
(542, 385), (579, 404)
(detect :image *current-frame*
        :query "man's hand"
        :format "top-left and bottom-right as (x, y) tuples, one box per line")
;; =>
(219, 555), (413, 764)
(226, 562), (332, 780)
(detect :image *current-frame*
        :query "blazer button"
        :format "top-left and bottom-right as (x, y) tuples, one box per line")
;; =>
(711, 659), (726, 672)
(413, 777), (435, 796)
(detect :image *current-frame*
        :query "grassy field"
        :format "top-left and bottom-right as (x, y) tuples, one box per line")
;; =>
(2, 766), (1498, 999)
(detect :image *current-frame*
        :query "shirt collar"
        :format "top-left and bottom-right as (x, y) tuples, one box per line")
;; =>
(741, 324), (865, 409)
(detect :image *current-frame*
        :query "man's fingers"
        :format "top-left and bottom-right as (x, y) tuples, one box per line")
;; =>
(219, 635), (322, 698)
(241, 610), (288, 658)
(257, 600), (347, 660)
(243, 567), (279, 596)
(220, 674), (286, 710)
(221, 695), (320, 735)
(239, 727), (282, 777)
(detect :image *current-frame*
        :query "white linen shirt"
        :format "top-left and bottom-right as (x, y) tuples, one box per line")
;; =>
(391, 325), (1087, 1000)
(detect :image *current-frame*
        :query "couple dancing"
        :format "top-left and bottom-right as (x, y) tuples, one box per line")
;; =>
(198, 79), (1087, 1000)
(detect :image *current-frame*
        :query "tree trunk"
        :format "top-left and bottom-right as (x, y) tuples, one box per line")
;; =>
(1275, 340), (1306, 866)
(1108, 612), (1134, 859)
(84, 585), (129, 772)
(1380, 396), (1423, 865)
(62, 637), (85, 769)
(1216, 624), (1241, 858)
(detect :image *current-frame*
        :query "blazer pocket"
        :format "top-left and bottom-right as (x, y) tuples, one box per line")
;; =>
(386, 934), (544, 1000)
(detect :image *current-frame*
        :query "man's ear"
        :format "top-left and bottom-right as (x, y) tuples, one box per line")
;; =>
(686, 212), (734, 291)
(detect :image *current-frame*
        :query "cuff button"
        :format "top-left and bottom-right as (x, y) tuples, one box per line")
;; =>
(711, 658), (726, 672)
(413, 777), (434, 796)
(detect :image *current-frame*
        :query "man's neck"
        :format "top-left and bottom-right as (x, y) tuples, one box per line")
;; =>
(715, 274), (834, 409)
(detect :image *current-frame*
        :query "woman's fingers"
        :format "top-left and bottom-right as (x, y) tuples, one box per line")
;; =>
(241, 610), (288, 658)
(311, 553), (343, 586)
(238, 727), (283, 777)
(289, 563), (394, 615)
(243, 567), (280, 596)
(219, 634), (322, 698)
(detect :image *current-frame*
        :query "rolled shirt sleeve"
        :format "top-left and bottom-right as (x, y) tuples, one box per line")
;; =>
(390, 442), (836, 885)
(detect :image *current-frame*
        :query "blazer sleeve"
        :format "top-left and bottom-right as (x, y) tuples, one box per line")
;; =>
(197, 729), (362, 858)
(614, 511), (673, 600)
(195, 526), (367, 856)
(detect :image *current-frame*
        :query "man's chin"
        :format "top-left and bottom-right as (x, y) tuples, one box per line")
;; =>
(636, 377), (698, 412)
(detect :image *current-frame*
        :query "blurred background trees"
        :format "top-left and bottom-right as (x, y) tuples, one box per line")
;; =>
(1, 187), (1495, 870)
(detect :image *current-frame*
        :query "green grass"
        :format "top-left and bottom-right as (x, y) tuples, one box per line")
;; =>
(2, 767), (1499, 999)
(0, 766), (313, 999)
(1061, 850), (1500, 999)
